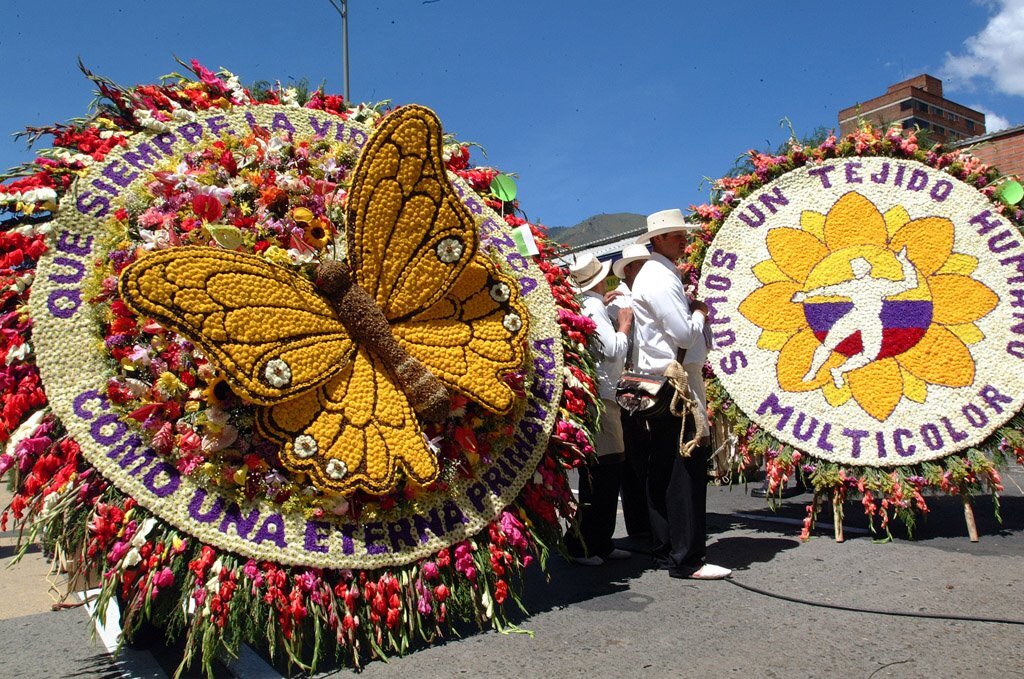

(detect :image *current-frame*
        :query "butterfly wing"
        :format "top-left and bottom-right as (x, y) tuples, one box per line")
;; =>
(118, 248), (354, 404)
(346, 105), (476, 322)
(257, 347), (439, 494)
(392, 254), (528, 414)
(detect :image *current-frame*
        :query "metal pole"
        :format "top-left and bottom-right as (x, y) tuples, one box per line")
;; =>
(327, 0), (350, 101)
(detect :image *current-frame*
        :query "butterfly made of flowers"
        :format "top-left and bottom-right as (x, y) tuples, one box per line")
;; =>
(119, 106), (529, 495)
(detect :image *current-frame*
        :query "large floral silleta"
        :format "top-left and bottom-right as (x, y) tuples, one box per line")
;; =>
(689, 128), (1024, 538)
(0, 61), (599, 673)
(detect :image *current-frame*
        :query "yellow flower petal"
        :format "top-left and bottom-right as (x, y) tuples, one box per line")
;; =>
(800, 210), (826, 241)
(822, 380), (853, 407)
(758, 330), (794, 351)
(752, 259), (793, 284)
(848, 358), (903, 421)
(947, 323), (985, 345)
(929, 274), (998, 325)
(883, 205), (911, 240)
(823, 192), (888, 251)
(766, 228), (829, 282)
(889, 217), (955, 276)
(896, 325), (975, 388)
(738, 281), (805, 332)
(776, 328), (845, 392)
(935, 253), (978, 276)
(899, 364), (928, 403)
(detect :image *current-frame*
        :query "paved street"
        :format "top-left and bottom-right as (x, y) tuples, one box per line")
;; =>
(3, 466), (1023, 678)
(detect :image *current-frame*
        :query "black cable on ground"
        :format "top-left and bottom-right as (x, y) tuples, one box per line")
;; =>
(725, 577), (1024, 625)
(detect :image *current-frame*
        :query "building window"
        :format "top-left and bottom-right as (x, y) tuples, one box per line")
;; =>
(967, 120), (976, 131)
(900, 100), (913, 111)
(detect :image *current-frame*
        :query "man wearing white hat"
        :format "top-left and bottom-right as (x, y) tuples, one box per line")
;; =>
(630, 208), (730, 580)
(606, 242), (652, 539)
(565, 253), (634, 566)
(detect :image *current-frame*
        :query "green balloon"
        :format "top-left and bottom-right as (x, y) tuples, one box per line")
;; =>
(1000, 180), (1024, 206)
(491, 174), (517, 202)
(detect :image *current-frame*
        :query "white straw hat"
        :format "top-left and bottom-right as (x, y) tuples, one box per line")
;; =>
(636, 208), (697, 243)
(567, 252), (612, 294)
(612, 242), (651, 279)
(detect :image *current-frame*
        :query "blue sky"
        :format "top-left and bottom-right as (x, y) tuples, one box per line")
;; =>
(2, 1), (1023, 228)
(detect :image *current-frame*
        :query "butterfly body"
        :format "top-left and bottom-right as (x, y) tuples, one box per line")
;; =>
(119, 105), (529, 495)
(314, 259), (450, 422)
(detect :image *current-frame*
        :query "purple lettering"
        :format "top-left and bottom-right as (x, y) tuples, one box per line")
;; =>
(271, 112), (296, 134)
(970, 209), (1002, 236)
(218, 504), (261, 539)
(756, 393), (793, 430)
(102, 160), (138, 188)
(710, 249), (738, 270)
(791, 413), (819, 442)
(816, 422), (835, 452)
(718, 350), (747, 375)
(47, 289), (82, 319)
(961, 403), (988, 428)
(48, 256), (86, 284)
(387, 518), (418, 552)
(205, 115), (234, 136)
(152, 132), (177, 155)
(704, 274), (731, 291)
(979, 385), (1013, 414)
(189, 488), (225, 523)
(304, 520), (331, 553)
(253, 514), (287, 548)
(870, 162), (890, 184)
(940, 416), (968, 443)
(808, 165), (836, 188)
(737, 204), (766, 228)
(363, 522), (387, 554)
(842, 428), (869, 458)
(177, 122), (204, 144)
(907, 168), (929, 191)
(90, 413), (127, 445)
(920, 423), (943, 450)
(894, 429), (915, 457)
(123, 143), (162, 171)
(57, 232), (94, 256)
(75, 191), (110, 218)
(466, 482), (488, 513)
(930, 179), (952, 202)
(844, 161), (863, 184)
(759, 187), (789, 214)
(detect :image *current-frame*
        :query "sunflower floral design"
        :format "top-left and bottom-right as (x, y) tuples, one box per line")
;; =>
(738, 191), (998, 421)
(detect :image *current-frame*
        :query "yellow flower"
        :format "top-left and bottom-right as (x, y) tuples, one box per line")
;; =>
(739, 191), (997, 422)
(156, 371), (187, 398)
(302, 217), (332, 249)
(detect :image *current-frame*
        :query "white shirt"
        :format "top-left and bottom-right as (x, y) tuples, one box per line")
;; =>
(605, 282), (638, 368)
(630, 252), (708, 422)
(580, 290), (628, 400)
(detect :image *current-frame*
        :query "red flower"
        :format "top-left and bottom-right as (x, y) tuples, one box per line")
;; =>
(191, 193), (223, 222)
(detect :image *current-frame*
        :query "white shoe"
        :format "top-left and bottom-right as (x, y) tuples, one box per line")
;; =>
(687, 564), (731, 580)
(604, 548), (632, 560)
(570, 555), (604, 566)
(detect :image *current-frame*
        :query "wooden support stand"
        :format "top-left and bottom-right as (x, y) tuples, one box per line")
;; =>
(963, 495), (979, 542)
(832, 492), (844, 543)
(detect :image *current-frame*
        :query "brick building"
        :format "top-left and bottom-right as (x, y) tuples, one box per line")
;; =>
(956, 124), (1024, 179)
(838, 74), (986, 143)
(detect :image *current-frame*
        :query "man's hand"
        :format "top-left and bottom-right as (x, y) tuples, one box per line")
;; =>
(690, 299), (708, 317)
(604, 288), (624, 305)
(617, 306), (633, 334)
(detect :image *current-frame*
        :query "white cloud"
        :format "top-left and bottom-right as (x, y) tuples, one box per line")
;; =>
(971, 104), (1012, 131)
(942, 0), (1024, 96)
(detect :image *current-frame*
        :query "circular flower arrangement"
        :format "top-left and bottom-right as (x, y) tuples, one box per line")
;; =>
(0, 61), (600, 673)
(689, 126), (1024, 538)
